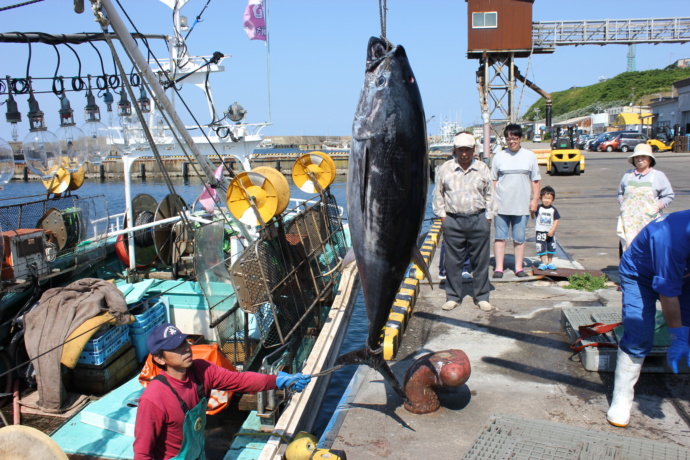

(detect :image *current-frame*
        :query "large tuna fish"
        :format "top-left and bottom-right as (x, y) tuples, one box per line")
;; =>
(336, 37), (428, 402)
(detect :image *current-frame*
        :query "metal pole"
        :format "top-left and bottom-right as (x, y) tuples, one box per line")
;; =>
(97, 0), (217, 184)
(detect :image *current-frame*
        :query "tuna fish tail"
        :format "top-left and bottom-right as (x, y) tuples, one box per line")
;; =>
(335, 347), (409, 403)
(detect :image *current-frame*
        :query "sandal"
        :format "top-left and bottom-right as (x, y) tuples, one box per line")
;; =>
(537, 264), (548, 271)
(515, 270), (528, 278)
(492, 271), (504, 279)
(547, 264), (557, 270)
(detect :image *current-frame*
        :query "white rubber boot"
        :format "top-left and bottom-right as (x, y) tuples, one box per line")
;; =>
(606, 349), (644, 427)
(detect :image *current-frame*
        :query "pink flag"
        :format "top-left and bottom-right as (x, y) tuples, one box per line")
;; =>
(244, 0), (267, 41)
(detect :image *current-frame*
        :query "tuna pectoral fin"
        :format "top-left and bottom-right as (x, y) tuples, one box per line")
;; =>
(342, 248), (356, 268)
(335, 348), (409, 403)
(412, 247), (433, 289)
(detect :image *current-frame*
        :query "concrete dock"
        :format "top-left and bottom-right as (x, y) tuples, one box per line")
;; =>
(322, 151), (690, 459)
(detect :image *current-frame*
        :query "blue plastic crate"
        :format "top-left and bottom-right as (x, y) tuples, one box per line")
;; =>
(129, 300), (167, 331)
(130, 309), (166, 337)
(83, 324), (130, 353)
(78, 327), (131, 366)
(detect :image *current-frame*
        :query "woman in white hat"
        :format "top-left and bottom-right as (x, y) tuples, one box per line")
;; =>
(616, 142), (675, 253)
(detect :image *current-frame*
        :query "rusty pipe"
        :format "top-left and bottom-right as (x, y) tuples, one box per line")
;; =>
(13, 380), (20, 425)
(403, 349), (471, 414)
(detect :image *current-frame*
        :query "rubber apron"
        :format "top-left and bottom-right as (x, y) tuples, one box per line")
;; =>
(617, 170), (659, 252)
(155, 369), (207, 460)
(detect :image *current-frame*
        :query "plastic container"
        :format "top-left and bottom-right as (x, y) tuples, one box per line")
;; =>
(83, 324), (130, 352)
(129, 300), (168, 363)
(78, 327), (131, 366)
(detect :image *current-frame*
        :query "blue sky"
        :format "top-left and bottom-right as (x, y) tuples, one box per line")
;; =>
(0, 0), (688, 141)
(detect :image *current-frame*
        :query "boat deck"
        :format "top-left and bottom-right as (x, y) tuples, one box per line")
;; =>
(322, 240), (690, 459)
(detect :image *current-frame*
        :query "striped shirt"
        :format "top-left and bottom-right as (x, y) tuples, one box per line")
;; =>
(432, 158), (496, 220)
(490, 147), (541, 216)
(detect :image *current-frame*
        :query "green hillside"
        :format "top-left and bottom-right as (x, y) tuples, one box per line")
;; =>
(523, 65), (690, 122)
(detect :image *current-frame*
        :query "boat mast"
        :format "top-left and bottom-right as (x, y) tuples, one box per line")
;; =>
(94, 0), (219, 185)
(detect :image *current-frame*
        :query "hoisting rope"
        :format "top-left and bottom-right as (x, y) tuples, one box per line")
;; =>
(378, 0), (393, 49)
(0, 0), (44, 12)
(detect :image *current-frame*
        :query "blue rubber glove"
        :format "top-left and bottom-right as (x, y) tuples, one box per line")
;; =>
(276, 371), (311, 392)
(667, 326), (690, 373)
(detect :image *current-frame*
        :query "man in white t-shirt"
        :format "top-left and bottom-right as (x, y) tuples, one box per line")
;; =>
(490, 124), (541, 278)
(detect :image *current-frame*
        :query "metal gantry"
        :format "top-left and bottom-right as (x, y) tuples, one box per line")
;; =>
(532, 17), (690, 50)
(477, 17), (690, 135)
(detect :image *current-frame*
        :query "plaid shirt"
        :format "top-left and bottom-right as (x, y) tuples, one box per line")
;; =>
(432, 157), (496, 220)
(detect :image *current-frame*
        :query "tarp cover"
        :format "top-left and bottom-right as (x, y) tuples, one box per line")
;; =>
(24, 278), (129, 412)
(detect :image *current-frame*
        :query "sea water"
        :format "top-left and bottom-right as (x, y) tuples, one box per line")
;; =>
(0, 174), (436, 437)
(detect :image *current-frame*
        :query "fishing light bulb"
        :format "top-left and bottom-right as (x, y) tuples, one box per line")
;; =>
(4, 84), (22, 142)
(0, 138), (15, 190)
(137, 86), (151, 113)
(22, 92), (61, 180)
(56, 94), (88, 172)
(80, 89), (111, 165)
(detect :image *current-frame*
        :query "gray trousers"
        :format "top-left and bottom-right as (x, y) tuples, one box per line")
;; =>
(442, 213), (491, 303)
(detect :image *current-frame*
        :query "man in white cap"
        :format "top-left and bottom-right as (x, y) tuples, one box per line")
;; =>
(432, 132), (496, 312)
(133, 323), (311, 459)
(617, 142), (674, 253)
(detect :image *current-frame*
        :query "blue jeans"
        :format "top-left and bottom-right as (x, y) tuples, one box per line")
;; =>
(619, 272), (690, 358)
(494, 214), (528, 244)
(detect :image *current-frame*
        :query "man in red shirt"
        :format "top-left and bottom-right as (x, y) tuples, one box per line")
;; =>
(133, 324), (310, 460)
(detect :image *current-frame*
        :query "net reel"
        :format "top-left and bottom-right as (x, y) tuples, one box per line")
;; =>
(153, 193), (189, 268)
(291, 151), (336, 193)
(116, 193), (158, 267)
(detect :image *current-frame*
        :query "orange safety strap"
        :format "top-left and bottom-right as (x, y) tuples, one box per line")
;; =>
(570, 322), (622, 353)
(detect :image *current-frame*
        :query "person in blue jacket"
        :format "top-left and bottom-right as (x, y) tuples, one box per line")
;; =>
(607, 209), (690, 427)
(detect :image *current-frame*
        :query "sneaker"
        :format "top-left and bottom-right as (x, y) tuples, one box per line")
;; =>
(462, 271), (472, 279)
(515, 270), (528, 278)
(547, 264), (557, 270)
(476, 300), (493, 312)
(438, 273), (447, 280)
(442, 300), (458, 311)
(537, 264), (548, 271)
(492, 271), (504, 279)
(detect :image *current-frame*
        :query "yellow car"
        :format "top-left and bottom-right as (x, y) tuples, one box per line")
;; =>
(647, 138), (673, 152)
(546, 137), (585, 175)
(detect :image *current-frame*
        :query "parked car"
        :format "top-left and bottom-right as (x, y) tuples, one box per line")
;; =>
(589, 132), (616, 151)
(577, 134), (594, 149)
(599, 132), (649, 152)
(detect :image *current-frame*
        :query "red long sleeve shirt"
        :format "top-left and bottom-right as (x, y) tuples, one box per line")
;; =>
(133, 359), (277, 460)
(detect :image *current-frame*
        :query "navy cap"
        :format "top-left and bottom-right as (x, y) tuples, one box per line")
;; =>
(147, 323), (188, 354)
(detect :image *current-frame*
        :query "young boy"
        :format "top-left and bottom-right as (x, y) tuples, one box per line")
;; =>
(534, 186), (560, 270)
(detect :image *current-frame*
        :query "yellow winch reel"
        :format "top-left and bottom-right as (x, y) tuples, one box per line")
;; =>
(67, 166), (86, 191)
(252, 166), (291, 216)
(291, 151), (336, 193)
(41, 167), (71, 194)
(226, 171), (278, 226)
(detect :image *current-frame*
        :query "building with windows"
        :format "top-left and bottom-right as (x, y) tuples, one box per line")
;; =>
(649, 77), (690, 136)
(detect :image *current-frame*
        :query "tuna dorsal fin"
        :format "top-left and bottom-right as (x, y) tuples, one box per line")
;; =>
(412, 247), (433, 289)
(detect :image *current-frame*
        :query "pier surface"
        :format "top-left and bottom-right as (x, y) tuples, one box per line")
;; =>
(324, 151), (690, 459)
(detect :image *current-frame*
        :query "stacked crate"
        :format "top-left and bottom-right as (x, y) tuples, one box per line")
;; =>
(71, 323), (136, 394)
(129, 300), (168, 363)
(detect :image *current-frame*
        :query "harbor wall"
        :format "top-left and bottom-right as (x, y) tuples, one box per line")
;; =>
(12, 153), (450, 181)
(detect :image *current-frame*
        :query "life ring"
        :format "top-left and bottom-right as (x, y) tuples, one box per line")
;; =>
(115, 234), (152, 268)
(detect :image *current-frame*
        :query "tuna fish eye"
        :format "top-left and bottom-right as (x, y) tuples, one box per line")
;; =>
(408, 75), (415, 83)
(377, 76), (386, 86)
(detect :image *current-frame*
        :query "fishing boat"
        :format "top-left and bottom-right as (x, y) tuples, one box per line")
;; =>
(0, 1), (359, 459)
